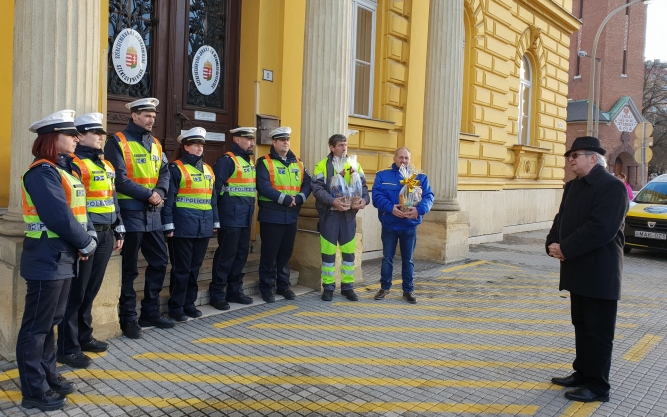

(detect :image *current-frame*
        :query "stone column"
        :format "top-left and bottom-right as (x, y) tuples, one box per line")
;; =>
(414, 0), (470, 263)
(292, 0), (356, 289)
(0, 0), (121, 360)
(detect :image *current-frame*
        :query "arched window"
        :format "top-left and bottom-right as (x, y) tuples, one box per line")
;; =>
(518, 56), (533, 145)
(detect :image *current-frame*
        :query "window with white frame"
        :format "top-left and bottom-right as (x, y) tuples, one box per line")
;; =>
(517, 56), (533, 145)
(350, 0), (377, 117)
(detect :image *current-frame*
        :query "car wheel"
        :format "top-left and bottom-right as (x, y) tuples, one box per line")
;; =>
(623, 246), (631, 254)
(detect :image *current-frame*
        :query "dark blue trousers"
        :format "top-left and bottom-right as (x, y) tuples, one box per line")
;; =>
(167, 236), (209, 314)
(17, 278), (71, 398)
(258, 222), (297, 294)
(209, 226), (250, 303)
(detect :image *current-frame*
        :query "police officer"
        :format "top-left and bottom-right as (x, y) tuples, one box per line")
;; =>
(312, 134), (370, 301)
(256, 127), (311, 302)
(104, 98), (174, 338)
(163, 127), (219, 321)
(209, 127), (257, 309)
(56, 113), (125, 368)
(18, 110), (97, 411)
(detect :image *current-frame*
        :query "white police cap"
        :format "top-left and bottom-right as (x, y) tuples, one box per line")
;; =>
(177, 127), (207, 144)
(74, 112), (107, 135)
(125, 98), (159, 113)
(29, 110), (79, 135)
(268, 126), (291, 140)
(229, 127), (257, 139)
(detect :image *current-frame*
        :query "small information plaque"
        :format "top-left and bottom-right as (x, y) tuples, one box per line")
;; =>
(194, 111), (216, 121)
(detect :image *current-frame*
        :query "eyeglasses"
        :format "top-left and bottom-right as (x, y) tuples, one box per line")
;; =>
(567, 152), (592, 160)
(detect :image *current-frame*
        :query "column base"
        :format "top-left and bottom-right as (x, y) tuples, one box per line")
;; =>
(0, 217), (27, 237)
(415, 210), (469, 264)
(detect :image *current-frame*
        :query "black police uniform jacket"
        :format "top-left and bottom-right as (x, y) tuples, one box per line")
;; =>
(162, 151), (219, 238)
(104, 120), (170, 233)
(213, 142), (255, 228)
(21, 154), (96, 281)
(545, 165), (628, 301)
(256, 147), (312, 224)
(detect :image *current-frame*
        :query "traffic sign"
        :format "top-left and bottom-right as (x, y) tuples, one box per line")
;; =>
(634, 121), (653, 138)
(635, 148), (653, 163)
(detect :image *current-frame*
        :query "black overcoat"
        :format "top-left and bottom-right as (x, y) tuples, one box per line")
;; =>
(545, 165), (628, 300)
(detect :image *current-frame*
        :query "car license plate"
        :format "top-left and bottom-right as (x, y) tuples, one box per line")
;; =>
(635, 231), (667, 240)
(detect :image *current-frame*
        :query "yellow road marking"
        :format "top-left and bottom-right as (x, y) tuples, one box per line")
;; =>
(440, 260), (487, 272)
(559, 401), (601, 416)
(132, 352), (570, 370)
(336, 301), (570, 314)
(419, 281), (559, 290)
(64, 368), (563, 390)
(623, 334), (662, 362)
(193, 337), (574, 353)
(357, 295), (571, 306)
(0, 390), (539, 415)
(251, 323), (573, 337)
(294, 311), (636, 328)
(213, 305), (297, 328)
(0, 369), (19, 382)
(486, 261), (521, 269)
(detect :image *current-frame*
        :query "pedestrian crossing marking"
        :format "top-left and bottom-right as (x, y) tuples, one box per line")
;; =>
(0, 390), (539, 415)
(0, 369), (18, 382)
(558, 401), (600, 416)
(250, 323), (574, 337)
(193, 337), (574, 353)
(622, 334), (662, 362)
(440, 260), (487, 272)
(212, 305), (297, 328)
(132, 352), (569, 370)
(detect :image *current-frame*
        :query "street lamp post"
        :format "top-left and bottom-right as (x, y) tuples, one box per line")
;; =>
(586, 0), (650, 137)
(579, 51), (602, 137)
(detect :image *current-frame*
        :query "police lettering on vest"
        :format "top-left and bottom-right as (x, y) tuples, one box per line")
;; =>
(115, 132), (163, 199)
(222, 152), (256, 204)
(70, 155), (116, 213)
(258, 155), (304, 203)
(174, 160), (215, 211)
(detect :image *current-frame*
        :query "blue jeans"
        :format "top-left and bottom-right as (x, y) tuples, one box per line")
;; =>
(380, 226), (417, 293)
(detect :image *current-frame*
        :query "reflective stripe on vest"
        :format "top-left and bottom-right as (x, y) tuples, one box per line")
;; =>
(258, 155), (304, 202)
(115, 132), (162, 199)
(22, 159), (88, 238)
(70, 154), (116, 214)
(221, 152), (256, 204)
(174, 160), (214, 211)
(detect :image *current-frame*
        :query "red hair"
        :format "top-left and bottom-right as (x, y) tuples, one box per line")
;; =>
(32, 132), (60, 163)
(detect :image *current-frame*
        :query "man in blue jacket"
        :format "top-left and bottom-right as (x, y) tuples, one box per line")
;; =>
(371, 147), (434, 304)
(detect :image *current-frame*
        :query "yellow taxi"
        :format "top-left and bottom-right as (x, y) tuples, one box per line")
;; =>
(624, 174), (667, 253)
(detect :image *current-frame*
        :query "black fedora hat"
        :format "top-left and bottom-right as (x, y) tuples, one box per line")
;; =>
(564, 136), (606, 157)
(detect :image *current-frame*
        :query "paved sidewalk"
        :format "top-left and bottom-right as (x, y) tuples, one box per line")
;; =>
(1, 229), (666, 416)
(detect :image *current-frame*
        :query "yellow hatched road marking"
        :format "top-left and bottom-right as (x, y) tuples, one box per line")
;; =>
(193, 337), (574, 353)
(357, 295), (571, 306)
(558, 401), (600, 416)
(623, 334), (662, 362)
(63, 368), (563, 390)
(250, 323), (573, 337)
(440, 260), (487, 272)
(486, 261), (522, 269)
(213, 305), (297, 328)
(419, 281), (559, 290)
(336, 301), (570, 313)
(132, 352), (570, 370)
(0, 390), (539, 415)
(0, 369), (18, 382)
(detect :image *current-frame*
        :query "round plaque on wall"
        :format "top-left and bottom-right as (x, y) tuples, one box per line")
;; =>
(111, 29), (147, 85)
(192, 45), (221, 96)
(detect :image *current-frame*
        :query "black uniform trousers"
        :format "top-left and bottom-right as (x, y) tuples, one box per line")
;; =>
(258, 222), (297, 295)
(209, 226), (250, 303)
(570, 292), (618, 395)
(119, 230), (168, 323)
(57, 229), (114, 355)
(167, 236), (210, 314)
(16, 278), (72, 398)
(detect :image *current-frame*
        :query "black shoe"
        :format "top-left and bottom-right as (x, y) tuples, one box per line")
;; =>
(48, 376), (76, 395)
(57, 352), (92, 368)
(321, 290), (334, 301)
(80, 338), (108, 353)
(184, 309), (202, 318)
(21, 390), (67, 411)
(168, 312), (189, 322)
(564, 387), (609, 403)
(227, 295), (254, 304)
(210, 300), (231, 310)
(120, 321), (142, 339)
(138, 315), (176, 329)
(374, 289), (389, 300)
(277, 289), (296, 300)
(261, 293), (275, 303)
(552, 373), (584, 387)
(341, 289), (359, 301)
(403, 292), (417, 304)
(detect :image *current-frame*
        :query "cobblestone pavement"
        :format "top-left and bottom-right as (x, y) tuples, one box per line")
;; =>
(1, 229), (666, 416)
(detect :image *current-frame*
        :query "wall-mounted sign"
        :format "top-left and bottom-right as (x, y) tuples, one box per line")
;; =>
(614, 106), (638, 133)
(194, 111), (216, 122)
(192, 45), (221, 95)
(112, 29), (147, 85)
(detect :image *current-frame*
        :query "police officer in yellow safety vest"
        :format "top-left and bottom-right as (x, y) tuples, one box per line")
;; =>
(312, 134), (370, 302)
(209, 127), (257, 309)
(56, 113), (125, 370)
(104, 98), (174, 339)
(162, 127), (219, 321)
(18, 110), (97, 412)
(256, 127), (311, 303)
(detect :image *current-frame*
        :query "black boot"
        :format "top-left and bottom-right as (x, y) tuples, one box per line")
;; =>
(341, 289), (359, 301)
(321, 290), (334, 301)
(21, 390), (67, 412)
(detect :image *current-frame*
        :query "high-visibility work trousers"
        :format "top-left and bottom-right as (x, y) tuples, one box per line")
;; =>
(319, 211), (356, 291)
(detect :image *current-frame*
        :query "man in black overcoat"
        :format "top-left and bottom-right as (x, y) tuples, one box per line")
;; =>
(546, 136), (628, 403)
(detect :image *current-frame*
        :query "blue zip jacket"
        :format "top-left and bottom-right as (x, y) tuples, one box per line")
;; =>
(372, 164), (434, 231)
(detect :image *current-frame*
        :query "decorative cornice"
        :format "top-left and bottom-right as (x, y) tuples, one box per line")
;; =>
(516, 0), (581, 34)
